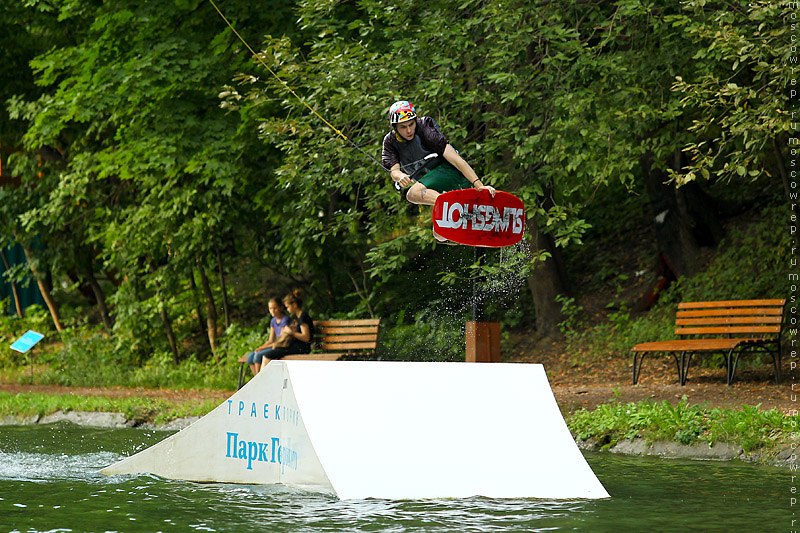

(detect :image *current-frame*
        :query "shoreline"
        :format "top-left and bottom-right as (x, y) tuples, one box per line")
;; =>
(576, 437), (796, 468)
(2, 409), (795, 468)
(0, 410), (202, 431)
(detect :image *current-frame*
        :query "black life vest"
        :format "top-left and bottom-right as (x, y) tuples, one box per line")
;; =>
(394, 120), (445, 178)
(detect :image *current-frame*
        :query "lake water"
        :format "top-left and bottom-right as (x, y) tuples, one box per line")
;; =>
(0, 423), (788, 532)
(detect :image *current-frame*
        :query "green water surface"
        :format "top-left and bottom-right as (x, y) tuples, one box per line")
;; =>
(0, 424), (788, 532)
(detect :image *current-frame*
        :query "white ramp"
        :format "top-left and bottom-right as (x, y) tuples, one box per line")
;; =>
(101, 361), (608, 500)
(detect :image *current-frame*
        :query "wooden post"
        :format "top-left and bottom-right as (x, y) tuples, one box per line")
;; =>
(466, 247), (500, 362)
(465, 321), (500, 362)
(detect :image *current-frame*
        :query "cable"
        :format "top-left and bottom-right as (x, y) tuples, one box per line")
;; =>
(208, 0), (388, 172)
(209, 0), (461, 193)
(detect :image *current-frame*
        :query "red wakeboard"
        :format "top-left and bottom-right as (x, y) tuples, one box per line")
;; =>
(432, 189), (525, 248)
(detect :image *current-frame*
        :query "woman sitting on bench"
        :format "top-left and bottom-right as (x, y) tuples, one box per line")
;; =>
(244, 297), (290, 376)
(266, 290), (315, 360)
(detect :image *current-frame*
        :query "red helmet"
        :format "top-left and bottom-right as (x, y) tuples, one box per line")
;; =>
(389, 100), (417, 125)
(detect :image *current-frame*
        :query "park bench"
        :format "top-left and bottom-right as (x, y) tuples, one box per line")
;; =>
(631, 299), (785, 386)
(237, 318), (381, 388)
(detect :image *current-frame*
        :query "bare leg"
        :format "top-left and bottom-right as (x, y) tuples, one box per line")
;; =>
(406, 182), (440, 206)
(404, 184), (450, 242)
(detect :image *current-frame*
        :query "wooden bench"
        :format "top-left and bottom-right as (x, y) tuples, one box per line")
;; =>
(237, 318), (380, 388)
(631, 299), (785, 386)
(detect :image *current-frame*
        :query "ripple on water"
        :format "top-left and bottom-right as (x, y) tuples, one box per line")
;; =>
(0, 426), (788, 533)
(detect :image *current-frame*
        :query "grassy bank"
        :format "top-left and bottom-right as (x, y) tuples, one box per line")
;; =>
(1, 389), (796, 461)
(0, 391), (219, 426)
(568, 396), (798, 459)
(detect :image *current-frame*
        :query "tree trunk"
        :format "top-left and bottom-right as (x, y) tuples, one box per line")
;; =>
(22, 245), (63, 331)
(641, 151), (723, 278)
(158, 297), (180, 365)
(502, 154), (567, 338)
(345, 263), (375, 318)
(215, 246), (231, 329)
(526, 209), (568, 339)
(149, 262), (180, 364)
(197, 262), (220, 364)
(0, 248), (24, 317)
(189, 270), (209, 342)
(773, 136), (792, 204)
(84, 266), (113, 330)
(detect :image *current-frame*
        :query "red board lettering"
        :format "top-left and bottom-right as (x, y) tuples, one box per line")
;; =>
(432, 189), (525, 248)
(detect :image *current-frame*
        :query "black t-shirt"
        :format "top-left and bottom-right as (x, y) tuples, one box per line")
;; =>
(294, 311), (314, 353)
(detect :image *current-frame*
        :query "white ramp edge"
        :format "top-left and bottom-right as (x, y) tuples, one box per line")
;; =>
(101, 361), (609, 500)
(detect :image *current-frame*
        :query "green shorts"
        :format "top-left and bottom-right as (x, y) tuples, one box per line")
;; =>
(418, 163), (471, 193)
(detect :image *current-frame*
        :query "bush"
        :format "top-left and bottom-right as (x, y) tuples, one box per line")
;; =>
(129, 351), (232, 390)
(568, 396), (708, 446)
(34, 324), (237, 390)
(561, 204), (788, 364)
(379, 309), (465, 362)
(568, 397), (799, 453)
(705, 404), (793, 453)
(37, 327), (129, 387)
(217, 319), (272, 364)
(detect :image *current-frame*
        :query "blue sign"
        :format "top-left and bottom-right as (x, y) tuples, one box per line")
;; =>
(10, 330), (44, 353)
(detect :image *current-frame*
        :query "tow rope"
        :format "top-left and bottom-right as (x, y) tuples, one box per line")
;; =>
(208, 0), (387, 172)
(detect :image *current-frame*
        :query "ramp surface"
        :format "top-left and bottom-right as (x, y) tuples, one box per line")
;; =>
(101, 361), (608, 500)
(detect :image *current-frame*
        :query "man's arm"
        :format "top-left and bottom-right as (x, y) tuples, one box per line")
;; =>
(390, 163), (414, 188)
(442, 145), (496, 196)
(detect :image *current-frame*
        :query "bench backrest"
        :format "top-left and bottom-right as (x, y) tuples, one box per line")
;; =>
(674, 299), (785, 337)
(314, 318), (380, 355)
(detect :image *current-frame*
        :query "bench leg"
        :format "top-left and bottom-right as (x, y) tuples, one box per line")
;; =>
(632, 353), (647, 385)
(669, 352), (682, 385)
(730, 345), (782, 385)
(238, 363), (246, 389)
(769, 342), (782, 384)
(726, 347), (739, 386)
(678, 351), (692, 386)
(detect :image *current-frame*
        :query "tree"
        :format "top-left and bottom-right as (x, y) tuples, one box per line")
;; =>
(670, 1), (792, 200)
(6, 0), (293, 357)
(4, 0), (785, 367)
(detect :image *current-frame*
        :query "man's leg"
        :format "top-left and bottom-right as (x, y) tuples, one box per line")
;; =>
(405, 184), (451, 242)
(405, 182), (439, 205)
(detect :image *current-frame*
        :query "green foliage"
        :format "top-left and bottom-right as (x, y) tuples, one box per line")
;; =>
(379, 310), (465, 362)
(704, 404), (792, 454)
(568, 397), (699, 446)
(34, 325), (232, 390)
(669, 1), (791, 187)
(216, 319), (272, 366)
(568, 398), (798, 453)
(556, 295), (585, 338)
(663, 207), (790, 303)
(0, 0), (790, 384)
(563, 204), (788, 362)
(127, 352), (232, 391)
